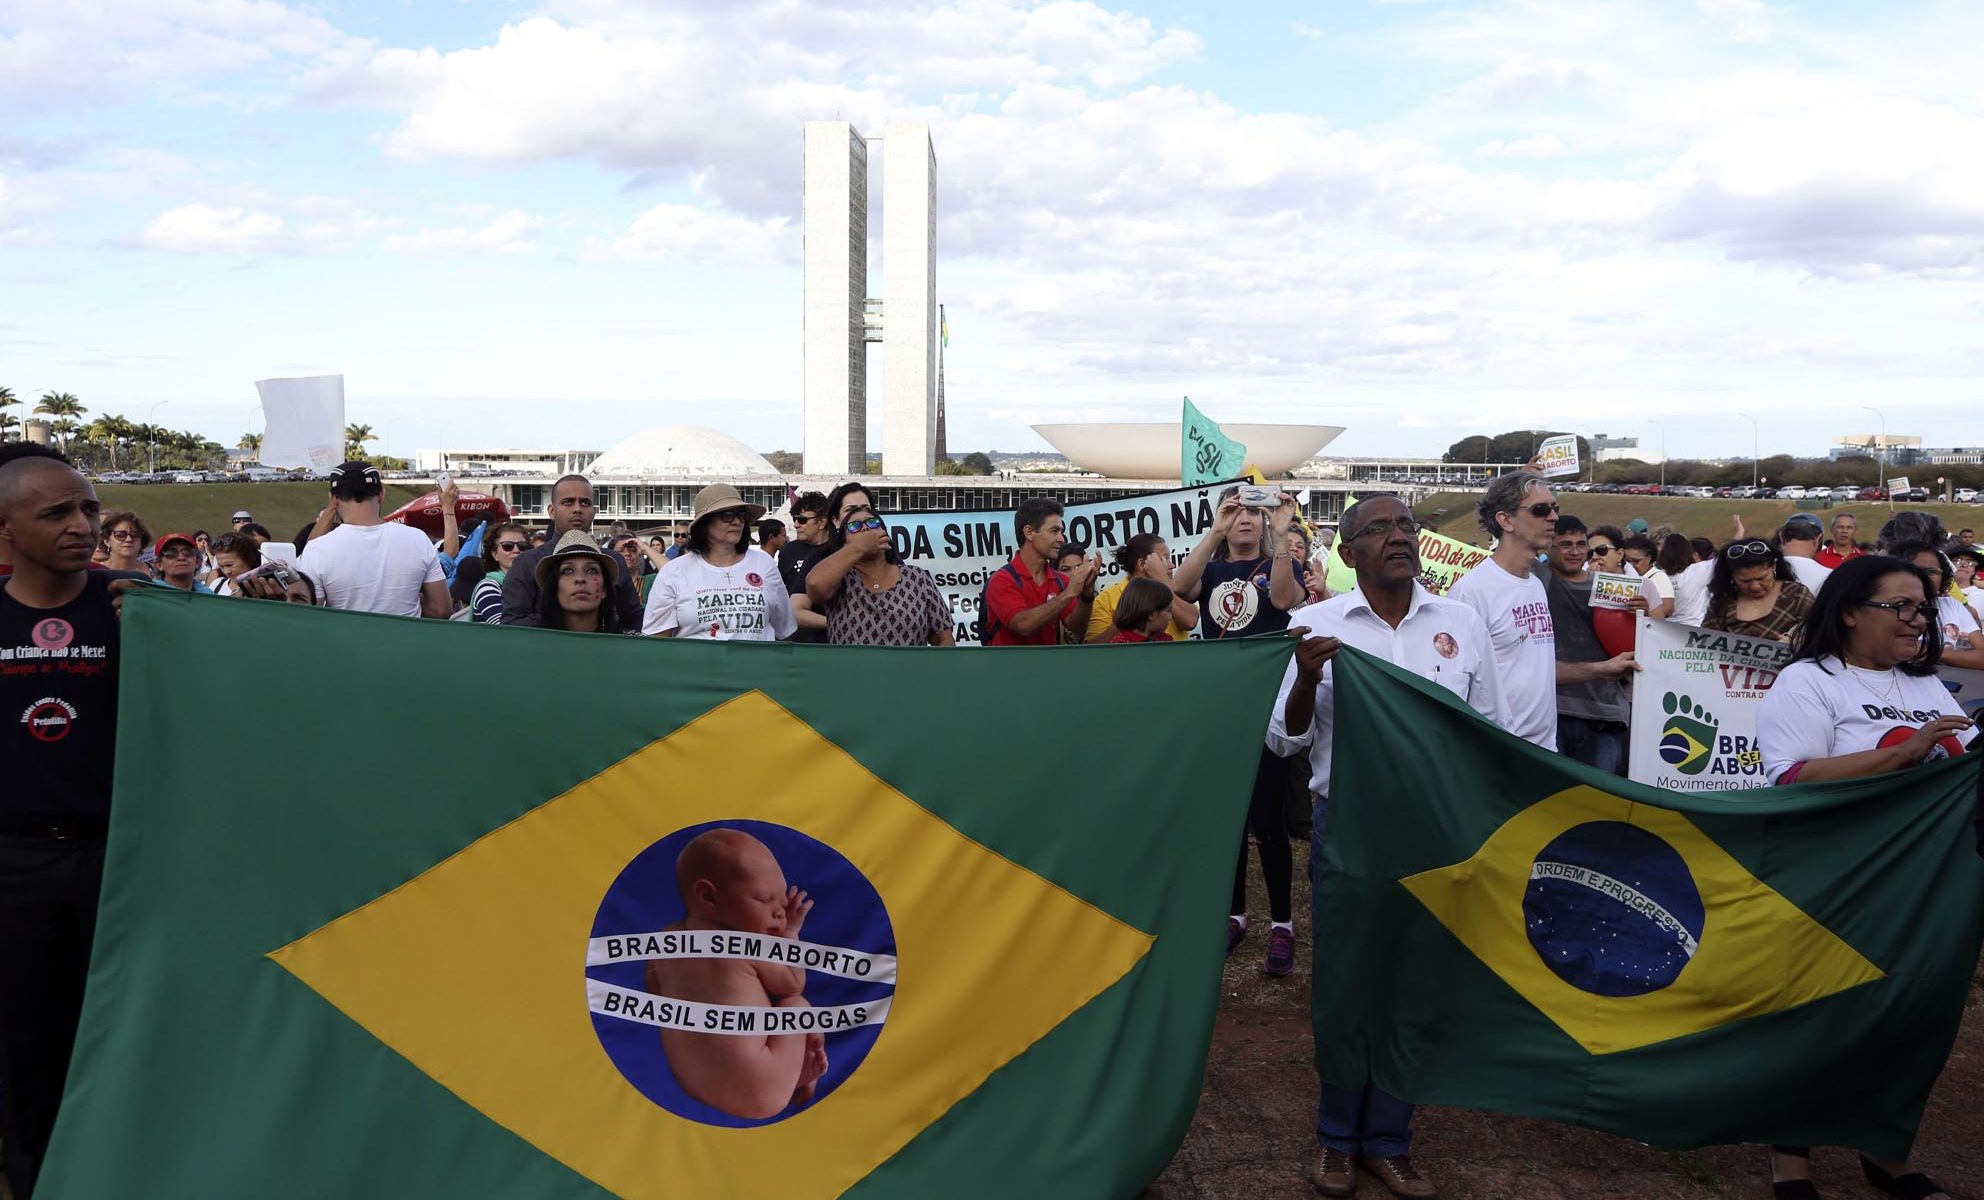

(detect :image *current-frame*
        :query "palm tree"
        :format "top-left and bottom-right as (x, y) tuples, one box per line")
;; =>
(35, 391), (85, 422)
(0, 411), (18, 440)
(344, 423), (377, 460)
(0, 387), (15, 440)
(239, 432), (263, 457)
(51, 418), (79, 451)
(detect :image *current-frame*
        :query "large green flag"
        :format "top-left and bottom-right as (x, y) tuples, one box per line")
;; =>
(1316, 648), (1984, 1159)
(44, 592), (1291, 1200)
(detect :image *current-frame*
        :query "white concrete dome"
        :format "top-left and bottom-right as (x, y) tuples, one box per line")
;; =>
(1031, 422), (1344, 479)
(587, 426), (778, 478)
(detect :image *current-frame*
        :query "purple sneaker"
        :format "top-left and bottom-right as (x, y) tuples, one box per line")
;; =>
(1265, 925), (1295, 976)
(1226, 916), (1247, 957)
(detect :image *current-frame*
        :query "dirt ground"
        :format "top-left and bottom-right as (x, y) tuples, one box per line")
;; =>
(1153, 839), (1984, 1200)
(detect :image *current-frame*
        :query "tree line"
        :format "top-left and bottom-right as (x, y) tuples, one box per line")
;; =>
(1447, 430), (1984, 492)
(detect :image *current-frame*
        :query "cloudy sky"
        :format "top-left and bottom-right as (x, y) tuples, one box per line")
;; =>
(5, 0), (1983, 462)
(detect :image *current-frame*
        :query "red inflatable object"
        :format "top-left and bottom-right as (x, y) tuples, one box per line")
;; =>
(384, 491), (510, 536)
(1592, 605), (1638, 659)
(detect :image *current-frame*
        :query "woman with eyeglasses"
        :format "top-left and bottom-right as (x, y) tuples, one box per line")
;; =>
(1084, 533), (1198, 643)
(470, 522), (533, 624)
(643, 485), (795, 640)
(1755, 556), (1973, 1200)
(100, 510), (151, 573)
(1890, 541), (1984, 672)
(804, 497), (953, 647)
(1701, 539), (1812, 641)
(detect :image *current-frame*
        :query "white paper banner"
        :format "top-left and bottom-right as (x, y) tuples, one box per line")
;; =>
(1537, 434), (1580, 479)
(1628, 618), (1793, 792)
(587, 980), (891, 1035)
(255, 374), (345, 470)
(586, 929), (897, 985)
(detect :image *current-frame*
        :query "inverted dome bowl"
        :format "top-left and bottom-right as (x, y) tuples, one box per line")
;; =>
(1031, 422), (1344, 480)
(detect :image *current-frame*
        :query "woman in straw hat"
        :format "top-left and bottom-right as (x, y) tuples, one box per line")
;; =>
(642, 484), (796, 641)
(535, 530), (631, 634)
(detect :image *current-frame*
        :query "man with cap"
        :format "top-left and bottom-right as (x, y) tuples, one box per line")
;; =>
(231, 509), (254, 531)
(150, 532), (212, 593)
(1776, 514), (1834, 594)
(500, 474), (643, 629)
(0, 444), (121, 1197)
(643, 484), (796, 640)
(298, 461), (450, 617)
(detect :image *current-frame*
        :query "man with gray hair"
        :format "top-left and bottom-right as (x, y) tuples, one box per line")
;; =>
(1447, 471), (1575, 749)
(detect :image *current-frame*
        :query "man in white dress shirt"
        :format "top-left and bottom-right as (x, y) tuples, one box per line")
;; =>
(1269, 494), (1503, 1200)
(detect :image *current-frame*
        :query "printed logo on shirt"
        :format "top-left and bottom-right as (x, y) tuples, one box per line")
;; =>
(745, 572), (764, 588)
(1510, 600), (1554, 644)
(694, 589), (769, 637)
(32, 618), (73, 650)
(1433, 631), (1458, 659)
(21, 696), (77, 742)
(1208, 579), (1260, 633)
(1875, 723), (1966, 762)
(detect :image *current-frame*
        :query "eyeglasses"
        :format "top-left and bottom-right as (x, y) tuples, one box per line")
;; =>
(1350, 517), (1420, 541)
(673, 533), (687, 541)
(1857, 599), (1935, 625)
(1523, 502), (1560, 518)
(495, 541), (530, 552)
(844, 516), (885, 534)
(158, 546), (199, 560)
(1587, 543), (1617, 555)
(1723, 540), (1773, 560)
(796, 513), (823, 525)
(109, 529), (140, 540)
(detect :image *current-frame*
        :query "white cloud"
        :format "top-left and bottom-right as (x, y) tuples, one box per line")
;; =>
(583, 203), (794, 265)
(386, 209), (539, 256)
(1698, 0), (1771, 43)
(139, 203), (287, 253)
(1475, 133), (1568, 158)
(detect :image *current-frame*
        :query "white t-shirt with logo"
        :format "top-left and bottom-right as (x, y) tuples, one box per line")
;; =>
(643, 548), (797, 641)
(1672, 559), (1715, 626)
(1784, 554), (1832, 596)
(1446, 556), (1558, 749)
(1756, 657), (1975, 784)
(1938, 595), (1980, 650)
(1267, 584), (1503, 794)
(297, 522), (443, 617)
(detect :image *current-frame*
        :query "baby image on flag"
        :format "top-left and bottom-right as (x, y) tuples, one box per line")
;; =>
(585, 819), (898, 1126)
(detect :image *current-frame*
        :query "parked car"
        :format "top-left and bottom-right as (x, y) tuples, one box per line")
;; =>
(1778, 486), (1807, 500)
(1754, 487), (1778, 499)
(1830, 486), (1859, 501)
(1958, 488), (1979, 503)
(1856, 486), (1887, 501)
(1891, 486), (1930, 503)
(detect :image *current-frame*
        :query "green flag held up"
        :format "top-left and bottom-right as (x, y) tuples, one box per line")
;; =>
(43, 591), (1291, 1200)
(1181, 397), (1246, 486)
(1315, 647), (1984, 1160)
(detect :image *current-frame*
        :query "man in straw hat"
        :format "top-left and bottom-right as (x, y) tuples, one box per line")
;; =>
(501, 474), (644, 629)
(642, 484), (796, 641)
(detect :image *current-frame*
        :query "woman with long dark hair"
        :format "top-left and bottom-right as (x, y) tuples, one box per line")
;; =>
(804, 496), (953, 646)
(1755, 555), (1972, 1200)
(1890, 541), (1984, 672)
(1702, 539), (1811, 641)
(532, 531), (629, 634)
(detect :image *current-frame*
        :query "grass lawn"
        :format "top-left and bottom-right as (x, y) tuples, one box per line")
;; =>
(1411, 491), (1982, 547)
(92, 482), (433, 542)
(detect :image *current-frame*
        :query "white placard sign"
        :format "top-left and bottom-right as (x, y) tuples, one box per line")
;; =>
(255, 375), (345, 471)
(1537, 435), (1580, 479)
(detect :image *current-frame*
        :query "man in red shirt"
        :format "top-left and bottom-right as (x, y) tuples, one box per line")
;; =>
(982, 498), (1099, 646)
(1815, 512), (1864, 569)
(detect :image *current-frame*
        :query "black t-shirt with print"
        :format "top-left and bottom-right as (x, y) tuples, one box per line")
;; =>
(778, 540), (830, 644)
(1196, 555), (1306, 640)
(0, 571), (119, 825)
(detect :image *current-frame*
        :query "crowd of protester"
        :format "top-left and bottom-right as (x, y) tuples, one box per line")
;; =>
(2, 439), (1979, 1200)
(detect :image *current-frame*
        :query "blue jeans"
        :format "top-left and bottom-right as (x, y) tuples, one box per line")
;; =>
(1557, 714), (1628, 777)
(1310, 793), (1416, 1156)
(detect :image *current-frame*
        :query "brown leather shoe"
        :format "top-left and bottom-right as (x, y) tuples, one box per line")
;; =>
(1363, 1154), (1438, 1198)
(1311, 1147), (1356, 1197)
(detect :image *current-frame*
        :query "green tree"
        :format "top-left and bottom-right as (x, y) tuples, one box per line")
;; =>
(961, 451), (995, 475)
(344, 423), (376, 459)
(239, 432), (263, 456)
(0, 410), (17, 440)
(51, 418), (79, 451)
(35, 391), (86, 422)
(765, 450), (803, 474)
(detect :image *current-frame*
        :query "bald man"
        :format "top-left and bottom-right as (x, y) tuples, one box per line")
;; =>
(0, 445), (122, 1197)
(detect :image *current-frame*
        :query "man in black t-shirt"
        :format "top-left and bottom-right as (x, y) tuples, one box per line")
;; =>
(0, 444), (121, 1198)
(778, 490), (831, 644)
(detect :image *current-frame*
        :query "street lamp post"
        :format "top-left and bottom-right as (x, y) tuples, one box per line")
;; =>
(1861, 406), (1886, 505)
(1738, 413), (1759, 490)
(1646, 419), (1667, 490)
(145, 400), (170, 475)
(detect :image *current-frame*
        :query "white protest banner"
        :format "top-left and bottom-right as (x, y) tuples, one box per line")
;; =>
(1589, 571), (1641, 610)
(1889, 476), (1911, 494)
(881, 482), (1237, 646)
(1629, 618), (1793, 792)
(255, 375), (345, 470)
(1536, 434), (1580, 479)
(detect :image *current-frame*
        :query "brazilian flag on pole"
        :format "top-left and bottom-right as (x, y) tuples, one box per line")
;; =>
(42, 592), (1291, 1199)
(1316, 648), (1984, 1159)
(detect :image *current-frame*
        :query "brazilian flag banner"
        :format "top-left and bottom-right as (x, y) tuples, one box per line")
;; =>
(1316, 648), (1984, 1159)
(42, 592), (1292, 1200)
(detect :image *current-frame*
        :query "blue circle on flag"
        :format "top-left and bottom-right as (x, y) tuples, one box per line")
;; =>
(1522, 821), (1704, 998)
(586, 819), (897, 1127)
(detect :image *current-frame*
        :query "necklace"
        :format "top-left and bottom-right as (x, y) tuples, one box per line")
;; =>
(856, 562), (894, 592)
(1840, 658), (1902, 705)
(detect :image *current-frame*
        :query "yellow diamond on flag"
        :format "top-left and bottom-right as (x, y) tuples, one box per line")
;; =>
(1400, 785), (1883, 1055)
(270, 691), (1154, 1200)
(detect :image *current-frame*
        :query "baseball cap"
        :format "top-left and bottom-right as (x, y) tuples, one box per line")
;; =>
(1625, 518), (1650, 535)
(153, 532), (199, 558)
(327, 461), (384, 500)
(1782, 514), (1823, 537)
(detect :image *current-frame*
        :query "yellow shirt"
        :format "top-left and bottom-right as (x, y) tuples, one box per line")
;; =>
(1085, 577), (1193, 643)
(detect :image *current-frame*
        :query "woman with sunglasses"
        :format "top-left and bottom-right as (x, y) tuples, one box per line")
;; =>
(1756, 556), (1973, 1200)
(470, 522), (533, 624)
(100, 510), (151, 573)
(643, 484), (795, 641)
(1890, 541), (1984, 672)
(805, 500), (953, 646)
(1701, 539), (1812, 642)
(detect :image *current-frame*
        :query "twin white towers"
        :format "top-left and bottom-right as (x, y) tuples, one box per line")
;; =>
(802, 121), (940, 477)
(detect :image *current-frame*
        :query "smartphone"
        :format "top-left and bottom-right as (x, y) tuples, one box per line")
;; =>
(1237, 484), (1279, 509)
(237, 561), (295, 589)
(437, 469), (453, 492)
